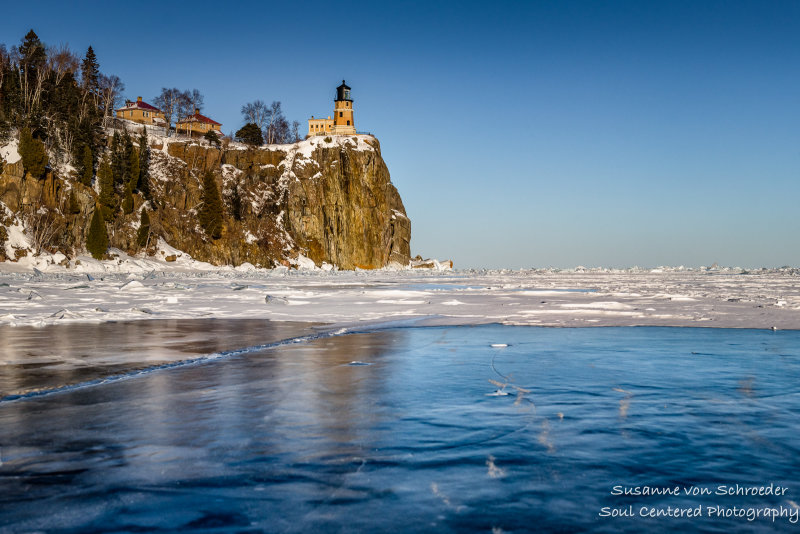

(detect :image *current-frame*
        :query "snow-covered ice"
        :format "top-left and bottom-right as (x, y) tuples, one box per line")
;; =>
(2, 261), (799, 329)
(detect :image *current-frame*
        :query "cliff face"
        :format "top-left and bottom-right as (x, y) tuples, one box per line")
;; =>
(0, 134), (411, 269)
(282, 138), (411, 269)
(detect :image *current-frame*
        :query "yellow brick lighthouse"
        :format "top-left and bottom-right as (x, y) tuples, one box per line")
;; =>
(308, 80), (356, 137)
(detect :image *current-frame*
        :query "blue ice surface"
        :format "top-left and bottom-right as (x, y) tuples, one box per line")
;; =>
(1, 324), (799, 533)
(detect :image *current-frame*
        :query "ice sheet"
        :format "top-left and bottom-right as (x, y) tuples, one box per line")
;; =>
(2, 267), (799, 329)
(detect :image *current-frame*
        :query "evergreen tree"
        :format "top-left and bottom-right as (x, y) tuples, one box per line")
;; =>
(86, 207), (108, 259)
(137, 128), (151, 198)
(137, 209), (150, 249)
(122, 189), (133, 215)
(18, 127), (48, 178)
(128, 147), (139, 190)
(97, 154), (115, 220)
(122, 186), (134, 214)
(81, 46), (100, 94)
(80, 145), (93, 185)
(235, 122), (263, 146)
(71, 116), (103, 179)
(0, 110), (11, 144)
(122, 132), (134, 186)
(19, 30), (46, 70)
(109, 131), (134, 189)
(199, 170), (223, 239)
(203, 130), (220, 146)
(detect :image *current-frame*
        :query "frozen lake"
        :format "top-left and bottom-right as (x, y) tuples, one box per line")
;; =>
(2, 323), (800, 532)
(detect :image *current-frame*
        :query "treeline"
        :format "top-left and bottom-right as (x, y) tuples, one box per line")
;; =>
(0, 30), (154, 259)
(0, 29), (303, 174)
(0, 29), (300, 260)
(0, 30), (113, 179)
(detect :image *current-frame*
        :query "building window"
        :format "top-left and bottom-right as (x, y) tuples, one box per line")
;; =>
(347, 120), (350, 125)
(339, 112), (343, 117)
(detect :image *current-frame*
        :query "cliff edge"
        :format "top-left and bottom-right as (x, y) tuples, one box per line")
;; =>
(0, 133), (411, 270)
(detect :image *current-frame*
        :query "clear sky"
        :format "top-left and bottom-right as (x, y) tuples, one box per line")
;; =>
(2, 1), (799, 269)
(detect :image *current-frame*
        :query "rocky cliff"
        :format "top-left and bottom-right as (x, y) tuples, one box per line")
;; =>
(0, 134), (411, 269)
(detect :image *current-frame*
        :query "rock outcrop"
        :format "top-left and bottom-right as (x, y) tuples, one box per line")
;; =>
(0, 133), (411, 269)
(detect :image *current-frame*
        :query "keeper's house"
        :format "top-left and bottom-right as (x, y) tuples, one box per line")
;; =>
(115, 97), (165, 126)
(176, 108), (222, 137)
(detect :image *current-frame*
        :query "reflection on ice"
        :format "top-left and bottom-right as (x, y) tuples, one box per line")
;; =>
(0, 319), (318, 399)
(1, 325), (800, 532)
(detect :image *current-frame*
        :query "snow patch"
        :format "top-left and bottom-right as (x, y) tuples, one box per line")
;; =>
(0, 139), (21, 165)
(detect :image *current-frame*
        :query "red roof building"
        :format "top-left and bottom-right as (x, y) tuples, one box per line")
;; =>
(176, 108), (222, 136)
(115, 97), (165, 126)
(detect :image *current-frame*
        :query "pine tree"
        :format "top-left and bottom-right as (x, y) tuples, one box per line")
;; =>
(199, 170), (223, 239)
(19, 30), (46, 70)
(129, 147), (139, 190)
(97, 154), (115, 220)
(137, 209), (151, 249)
(122, 186), (134, 214)
(122, 132), (134, 186)
(81, 46), (100, 94)
(86, 207), (108, 259)
(80, 145), (93, 186)
(235, 123), (263, 146)
(137, 129), (151, 198)
(18, 127), (48, 178)
(203, 130), (220, 146)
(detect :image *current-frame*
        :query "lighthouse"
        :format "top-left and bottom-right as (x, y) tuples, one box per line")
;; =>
(307, 80), (357, 137)
(331, 80), (356, 135)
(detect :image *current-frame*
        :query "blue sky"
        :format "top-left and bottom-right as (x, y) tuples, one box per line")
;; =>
(2, 1), (799, 268)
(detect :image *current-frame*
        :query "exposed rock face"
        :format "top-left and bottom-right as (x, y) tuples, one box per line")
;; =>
(281, 137), (411, 269)
(0, 134), (411, 269)
(0, 153), (96, 257)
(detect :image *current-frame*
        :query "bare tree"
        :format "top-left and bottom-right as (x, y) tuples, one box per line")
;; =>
(265, 101), (283, 144)
(241, 100), (268, 132)
(240, 100), (295, 144)
(185, 89), (203, 113)
(11, 41), (48, 122)
(99, 74), (125, 127)
(274, 115), (290, 144)
(47, 44), (79, 87)
(177, 90), (193, 125)
(23, 205), (66, 255)
(166, 89), (203, 136)
(154, 87), (183, 136)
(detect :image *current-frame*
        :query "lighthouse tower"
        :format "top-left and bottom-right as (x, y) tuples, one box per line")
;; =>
(331, 80), (356, 135)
